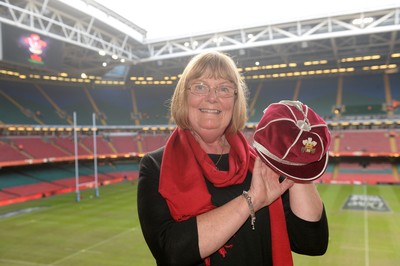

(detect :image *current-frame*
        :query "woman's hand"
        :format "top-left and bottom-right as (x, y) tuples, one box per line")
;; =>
(248, 156), (294, 211)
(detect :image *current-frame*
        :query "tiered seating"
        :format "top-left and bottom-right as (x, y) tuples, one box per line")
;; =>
(1, 82), (67, 124)
(11, 137), (70, 159)
(134, 86), (174, 125)
(297, 77), (337, 117)
(337, 130), (392, 153)
(341, 74), (386, 115)
(0, 88), (37, 124)
(0, 171), (42, 188)
(335, 162), (395, 184)
(318, 164), (334, 183)
(0, 162), (139, 206)
(1, 73), (399, 206)
(0, 140), (29, 161)
(52, 136), (88, 155)
(109, 135), (139, 153)
(80, 136), (114, 154)
(41, 84), (94, 125)
(0, 134), (170, 166)
(247, 76), (339, 122)
(388, 74), (400, 103)
(0, 191), (17, 201)
(394, 132), (400, 151)
(1, 129), (397, 166)
(1, 73), (398, 126)
(248, 79), (298, 123)
(2, 182), (64, 198)
(140, 134), (169, 153)
(87, 87), (134, 125)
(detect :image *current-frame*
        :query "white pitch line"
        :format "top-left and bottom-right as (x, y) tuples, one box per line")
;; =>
(0, 258), (48, 265)
(363, 185), (369, 266)
(50, 227), (137, 265)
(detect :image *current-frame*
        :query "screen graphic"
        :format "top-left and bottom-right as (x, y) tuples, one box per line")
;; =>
(1, 23), (63, 70)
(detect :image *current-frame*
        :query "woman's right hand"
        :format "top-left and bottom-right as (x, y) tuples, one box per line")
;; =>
(248, 156), (294, 211)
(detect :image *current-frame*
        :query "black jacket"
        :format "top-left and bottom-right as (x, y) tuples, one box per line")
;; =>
(137, 147), (329, 266)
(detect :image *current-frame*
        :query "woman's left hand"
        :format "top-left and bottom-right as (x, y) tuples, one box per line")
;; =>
(248, 156), (294, 211)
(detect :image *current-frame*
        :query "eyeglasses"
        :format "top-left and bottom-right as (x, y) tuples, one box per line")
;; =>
(187, 83), (237, 98)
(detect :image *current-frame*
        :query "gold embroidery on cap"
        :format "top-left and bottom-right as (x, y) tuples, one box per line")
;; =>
(302, 137), (317, 153)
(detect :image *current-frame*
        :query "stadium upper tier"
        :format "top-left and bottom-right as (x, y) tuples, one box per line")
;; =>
(0, 72), (399, 127)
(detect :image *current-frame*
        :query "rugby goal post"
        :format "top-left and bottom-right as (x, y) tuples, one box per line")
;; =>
(73, 112), (99, 202)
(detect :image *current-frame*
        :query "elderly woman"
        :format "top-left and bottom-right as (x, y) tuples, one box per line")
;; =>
(137, 51), (329, 266)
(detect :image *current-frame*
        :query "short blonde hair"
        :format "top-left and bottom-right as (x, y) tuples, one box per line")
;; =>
(170, 51), (248, 134)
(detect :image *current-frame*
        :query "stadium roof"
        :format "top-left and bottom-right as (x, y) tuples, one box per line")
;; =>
(94, 0), (400, 40)
(0, 0), (400, 81)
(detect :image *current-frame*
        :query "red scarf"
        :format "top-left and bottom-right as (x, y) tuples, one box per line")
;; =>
(159, 128), (293, 265)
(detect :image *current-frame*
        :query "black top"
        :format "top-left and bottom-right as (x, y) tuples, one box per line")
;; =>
(137, 147), (329, 266)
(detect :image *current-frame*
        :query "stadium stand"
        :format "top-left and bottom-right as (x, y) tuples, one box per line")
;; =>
(247, 79), (299, 122)
(1, 96), (399, 206)
(0, 162), (139, 206)
(1, 82), (65, 125)
(139, 134), (170, 153)
(0, 41), (399, 205)
(0, 140), (30, 161)
(296, 77), (338, 118)
(86, 87), (135, 125)
(11, 136), (70, 158)
(337, 130), (392, 153)
(133, 86), (175, 125)
(52, 136), (88, 155)
(341, 74), (387, 115)
(108, 134), (140, 153)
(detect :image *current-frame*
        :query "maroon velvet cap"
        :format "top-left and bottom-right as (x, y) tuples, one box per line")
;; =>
(253, 100), (331, 182)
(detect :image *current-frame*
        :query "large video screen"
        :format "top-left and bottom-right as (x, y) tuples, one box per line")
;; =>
(1, 23), (63, 70)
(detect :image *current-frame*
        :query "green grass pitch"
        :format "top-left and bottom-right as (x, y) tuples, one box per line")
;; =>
(0, 181), (399, 266)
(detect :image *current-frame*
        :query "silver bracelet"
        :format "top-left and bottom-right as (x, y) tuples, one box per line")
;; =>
(242, 190), (256, 230)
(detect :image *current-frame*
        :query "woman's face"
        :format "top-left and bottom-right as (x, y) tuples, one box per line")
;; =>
(187, 77), (235, 140)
